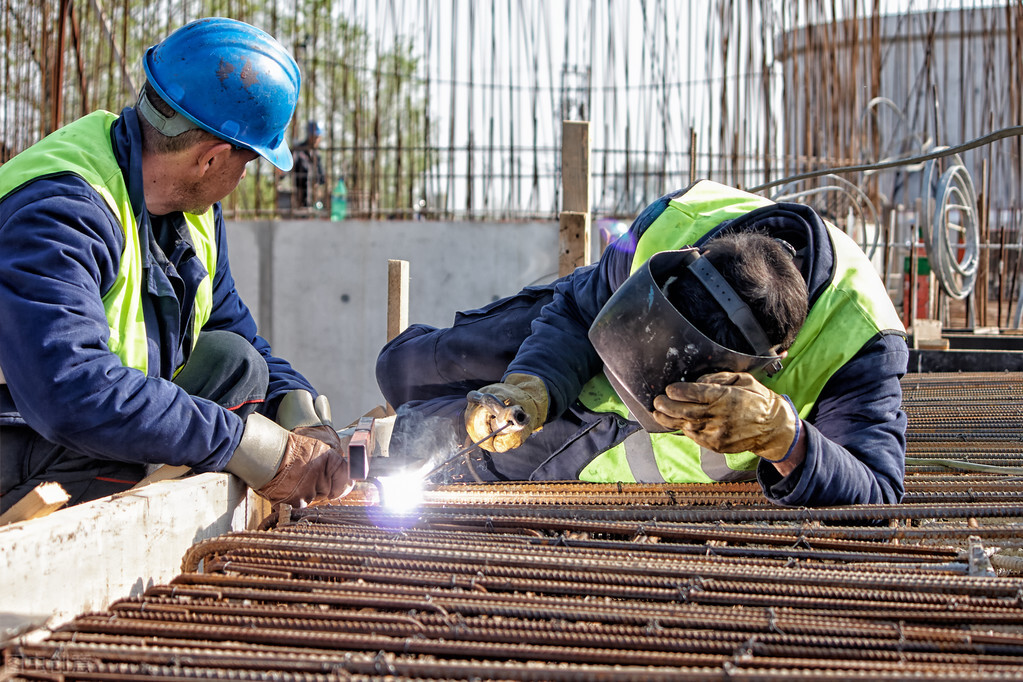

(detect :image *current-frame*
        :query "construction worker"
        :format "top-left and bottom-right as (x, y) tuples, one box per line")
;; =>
(0, 18), (353, 514)
(291, 120), (327, 213)
(376, 180), (909, 507)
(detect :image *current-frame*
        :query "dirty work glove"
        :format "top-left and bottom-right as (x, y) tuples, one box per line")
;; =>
(225, 412), (354, 507)
(277, 389), (343, 450)
(651, 371), (800, 462)
(465, 373), (549, 453)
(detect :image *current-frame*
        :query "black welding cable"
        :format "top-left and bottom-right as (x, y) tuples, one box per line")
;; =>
(904, 456), (1023, 476)
(748, 124), (1023, 195)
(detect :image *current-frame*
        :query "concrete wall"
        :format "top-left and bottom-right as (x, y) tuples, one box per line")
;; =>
(226, 220), (561, 423)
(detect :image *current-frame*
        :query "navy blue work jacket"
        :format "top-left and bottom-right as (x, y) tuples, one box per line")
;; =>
(0, 107), (314, 472)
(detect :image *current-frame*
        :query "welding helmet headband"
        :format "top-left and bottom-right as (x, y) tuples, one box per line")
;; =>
(588, 248), (784, 433)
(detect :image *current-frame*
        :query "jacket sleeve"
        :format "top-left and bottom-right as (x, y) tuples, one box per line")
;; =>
(0, 178), (241, 471)
(202, 206), (316, 415)
(757, 334), (909, 506)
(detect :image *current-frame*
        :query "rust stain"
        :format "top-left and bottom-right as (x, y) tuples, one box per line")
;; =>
(238, 59), (259, 88)
(215, 58), (236, 83)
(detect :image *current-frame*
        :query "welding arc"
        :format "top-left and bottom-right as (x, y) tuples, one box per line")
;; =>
(421, 421), (513, 481)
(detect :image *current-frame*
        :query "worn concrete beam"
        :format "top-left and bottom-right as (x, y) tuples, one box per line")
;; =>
(0, 472), (268, 644)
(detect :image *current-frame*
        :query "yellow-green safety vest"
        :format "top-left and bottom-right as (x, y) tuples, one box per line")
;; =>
(0, 111), (216, 377)
(577, 180), (906, 483)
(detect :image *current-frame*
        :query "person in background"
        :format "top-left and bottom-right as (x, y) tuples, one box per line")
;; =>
(0, 18), (354, 514)
(292, 120), (326, 213)
(376, 180), (909, 507)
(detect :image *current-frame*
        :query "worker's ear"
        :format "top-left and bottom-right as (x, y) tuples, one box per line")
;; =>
(194, 141), (235, 177)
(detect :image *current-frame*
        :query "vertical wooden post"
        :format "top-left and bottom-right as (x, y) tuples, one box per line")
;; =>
(559, 120), (591, 277)
(387, 259), (409, 342)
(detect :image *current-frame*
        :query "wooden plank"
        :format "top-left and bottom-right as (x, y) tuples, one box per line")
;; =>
(0, 472), (266, 638)
(559, 211), (591, 277)
(387, 259), (409, 342)
(561, 121), (590, 213)
(0, 482), (70, 526)
(131, 464), (192, 489)
(560, 120), (591, 277)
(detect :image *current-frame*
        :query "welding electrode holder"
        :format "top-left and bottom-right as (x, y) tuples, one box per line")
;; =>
(346, 416), (374, 480)
(466, 390), (530, 431)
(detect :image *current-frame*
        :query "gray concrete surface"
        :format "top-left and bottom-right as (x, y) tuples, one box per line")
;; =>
(227, 220), (562, 424)
(0, 472), (266, 638)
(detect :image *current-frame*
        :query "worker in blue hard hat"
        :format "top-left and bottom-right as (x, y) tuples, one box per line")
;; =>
(291, 120), (327, 213)
(0, 18), (354, 514)
(376, 181), (910, 507)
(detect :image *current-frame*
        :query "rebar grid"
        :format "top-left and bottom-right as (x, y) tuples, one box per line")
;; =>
(6, 370), (1023, 680)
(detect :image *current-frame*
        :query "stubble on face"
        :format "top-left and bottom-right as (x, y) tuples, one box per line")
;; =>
(169, 147), (257, 216)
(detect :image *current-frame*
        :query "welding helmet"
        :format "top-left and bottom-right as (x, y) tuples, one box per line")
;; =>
(588, 248), (784, 433)
(142, 17), (301, 171)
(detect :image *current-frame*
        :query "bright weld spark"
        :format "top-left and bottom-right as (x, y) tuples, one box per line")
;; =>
(376, 470), (427, 512)
(374, 421), (515, 512)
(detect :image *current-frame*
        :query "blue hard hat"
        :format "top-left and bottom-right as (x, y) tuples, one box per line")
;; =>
(143, 17), (301, 170)
(307, 120), (323, 138)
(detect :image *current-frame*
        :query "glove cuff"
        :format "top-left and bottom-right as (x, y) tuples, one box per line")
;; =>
(313, 394), (333, 427)
(276, 390), (322, 430)
(769, 395), (801, 463)
(226, 412), (289, 489)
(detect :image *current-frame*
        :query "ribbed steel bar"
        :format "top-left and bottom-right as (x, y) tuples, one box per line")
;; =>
(272, 499), (1023, 523)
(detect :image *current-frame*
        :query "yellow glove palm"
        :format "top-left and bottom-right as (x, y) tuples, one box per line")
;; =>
(651, 371), (800, 462)
(465, 373), (549, 453)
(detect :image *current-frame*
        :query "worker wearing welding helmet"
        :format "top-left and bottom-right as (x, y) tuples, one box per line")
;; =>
(376, 180), (909, 507)
(0, 18), (354, 515)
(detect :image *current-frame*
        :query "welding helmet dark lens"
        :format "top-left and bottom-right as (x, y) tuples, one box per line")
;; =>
(588, 248), (784, 433)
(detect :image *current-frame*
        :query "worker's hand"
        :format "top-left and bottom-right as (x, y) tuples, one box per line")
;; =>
(256, 429), (353, 507)
(651, 371), (800, 462)
(465, 373), (548, 453)
(277, 389), (343, 449)
(225, 412), (354, 507)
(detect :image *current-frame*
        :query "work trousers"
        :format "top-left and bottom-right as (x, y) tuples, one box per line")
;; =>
(0, 331), (267, 514)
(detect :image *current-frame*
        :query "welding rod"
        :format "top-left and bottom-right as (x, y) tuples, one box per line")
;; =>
(421, 421), (513, 481)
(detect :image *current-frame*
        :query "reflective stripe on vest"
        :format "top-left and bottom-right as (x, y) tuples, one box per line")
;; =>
(0, 111), (217, 378)
(579, 180), (905, 483)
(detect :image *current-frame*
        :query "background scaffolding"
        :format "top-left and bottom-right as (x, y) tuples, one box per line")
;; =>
(2, 1), (1022, 323)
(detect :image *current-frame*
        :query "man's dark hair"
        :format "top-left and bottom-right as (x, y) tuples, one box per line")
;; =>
(137, 82), (220, 155)
(665, 232), (808, 354)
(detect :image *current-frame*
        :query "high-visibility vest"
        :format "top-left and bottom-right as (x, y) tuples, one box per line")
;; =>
(577, 180), (906, 483)
(0, 111), (216, 378)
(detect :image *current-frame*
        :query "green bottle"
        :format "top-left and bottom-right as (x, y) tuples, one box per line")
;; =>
(330, 178), (348, 221)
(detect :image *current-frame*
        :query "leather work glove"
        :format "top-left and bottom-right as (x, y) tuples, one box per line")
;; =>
(465, 373), (549, 453)
(277, 389), (343, 450)
(225, 412), (354, 507)
(651, 371), (801, 462)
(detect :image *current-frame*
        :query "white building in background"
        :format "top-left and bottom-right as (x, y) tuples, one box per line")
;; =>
(774, 5), (1018, 211)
